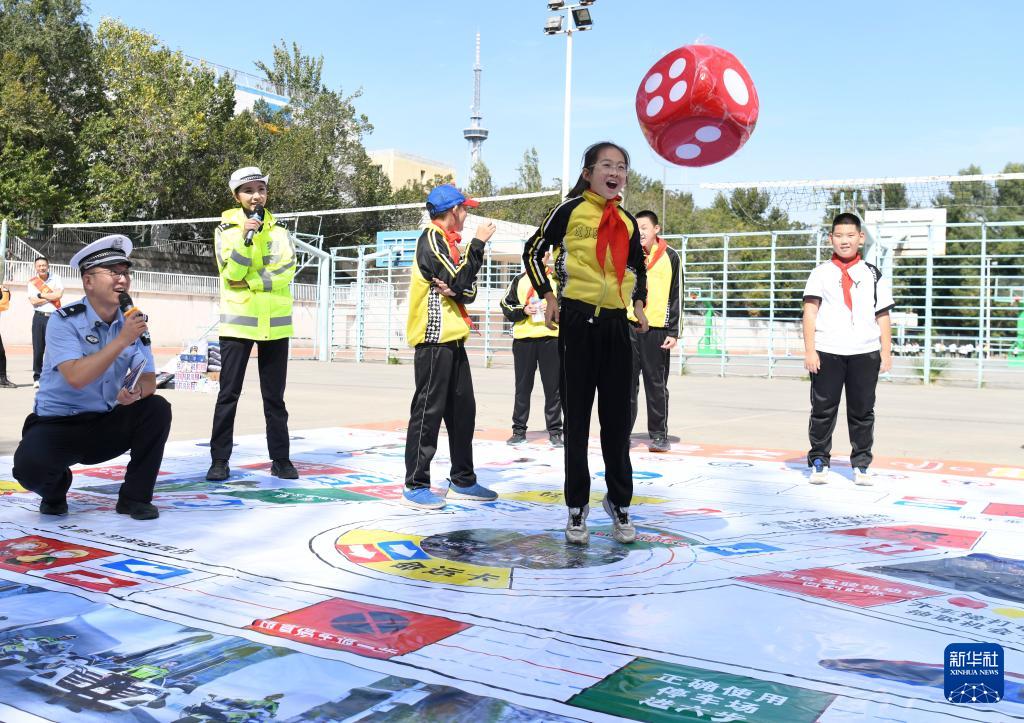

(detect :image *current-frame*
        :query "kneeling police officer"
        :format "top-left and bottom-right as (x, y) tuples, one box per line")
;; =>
(13, 235), (172, 520)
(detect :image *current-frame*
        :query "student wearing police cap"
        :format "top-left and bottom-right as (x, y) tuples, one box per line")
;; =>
(12, 235), (171, 520)
(206, 167), (298, 482)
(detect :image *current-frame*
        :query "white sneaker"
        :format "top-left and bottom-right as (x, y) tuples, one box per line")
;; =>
(601, 495), (636, 544)
(854, 467), (873, 486)
(809, 460), (829, 485)
(33, 380), (39, 389)
(565, 505), (590, 545)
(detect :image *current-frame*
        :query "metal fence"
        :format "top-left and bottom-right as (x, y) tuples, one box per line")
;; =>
(326, 220), (1024, 388)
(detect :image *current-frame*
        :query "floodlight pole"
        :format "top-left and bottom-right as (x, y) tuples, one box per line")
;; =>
(547, 3), (592, 199)
(561, 22), (573, 199)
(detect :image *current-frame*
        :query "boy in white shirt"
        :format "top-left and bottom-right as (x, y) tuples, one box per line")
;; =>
(802, 213), (893, 485)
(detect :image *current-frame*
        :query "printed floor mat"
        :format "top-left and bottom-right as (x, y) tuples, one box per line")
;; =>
(0, 426), (1021, 721)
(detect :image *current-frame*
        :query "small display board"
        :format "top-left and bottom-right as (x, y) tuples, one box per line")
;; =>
(865, 208), (947, 257)
(374, 232), (418, 268)
(176, 341), (209, 391)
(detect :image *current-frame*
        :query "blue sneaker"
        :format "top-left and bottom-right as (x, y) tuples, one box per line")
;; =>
(809, 459), (830, 485)
(402, 487), (446, 509)
(446, 481), (498, 501)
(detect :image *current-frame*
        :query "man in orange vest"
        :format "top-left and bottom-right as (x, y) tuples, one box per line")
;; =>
(27, 256), (64, 389)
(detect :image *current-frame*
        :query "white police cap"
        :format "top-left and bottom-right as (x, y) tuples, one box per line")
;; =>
(70, 234), (134, 271)
(229, 166), (270, 193)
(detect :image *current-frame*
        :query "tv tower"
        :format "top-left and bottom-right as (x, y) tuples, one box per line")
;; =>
(463, 32), (488, 166)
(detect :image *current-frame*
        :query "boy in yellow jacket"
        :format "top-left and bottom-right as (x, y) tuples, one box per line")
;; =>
(403, 185), (497, 509)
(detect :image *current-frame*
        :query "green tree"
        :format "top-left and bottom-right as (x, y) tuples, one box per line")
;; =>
(467, 159), (494, 197)
(254, 40), (324, 104)
(251, 41), (394, 246)
(0, 54), (64, 230)
(0, 0), (102, 225)
(479, 148), (559, 226)
(866, 183), (910, 211)
(78, 20), (238, 224)
(995, 162), (1024, 218)
(516, 148), (543, 192)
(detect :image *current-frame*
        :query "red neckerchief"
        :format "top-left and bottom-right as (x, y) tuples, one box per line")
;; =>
(444, 228), (462, 264)
(595, 195), (630, 304)
(831, 253), (861, 312)
(439, 225), (472, 329)
(646, 237), (667, 270)
(31, 276), (61, 309)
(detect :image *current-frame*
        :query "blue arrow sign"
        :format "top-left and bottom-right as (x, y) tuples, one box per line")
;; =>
(101, 558), (189, 580)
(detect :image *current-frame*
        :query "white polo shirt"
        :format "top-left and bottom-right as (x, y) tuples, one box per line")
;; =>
(803, 259), (894, 355)
(27, 273), (64, 314)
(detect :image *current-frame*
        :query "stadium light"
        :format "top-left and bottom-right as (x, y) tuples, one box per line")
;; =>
(571, 8), (593, 30)
(544, 16), (564, 34)
(543, 2), (597, 197)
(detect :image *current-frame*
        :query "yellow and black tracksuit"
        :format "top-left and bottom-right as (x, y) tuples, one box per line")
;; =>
(501, 271), (561, 437)
(523, 190), (647, 509)
(628, 238), (681, 438)
(405, 223), (486, 491)
(210, 207), (297, 463)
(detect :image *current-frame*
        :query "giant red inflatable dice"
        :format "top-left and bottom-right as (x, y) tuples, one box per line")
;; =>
(636, 45), (759, 167)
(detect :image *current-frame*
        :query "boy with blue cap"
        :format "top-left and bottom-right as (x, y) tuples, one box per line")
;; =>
(403, 184), (496, 508)
(12, 235), (171, 520)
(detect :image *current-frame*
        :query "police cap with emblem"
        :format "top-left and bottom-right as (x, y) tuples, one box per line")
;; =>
(70, 235), (134, 272)
(229, 166), (270, 194)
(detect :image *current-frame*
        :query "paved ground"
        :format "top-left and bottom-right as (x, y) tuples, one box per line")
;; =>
(2, 353), (1021, 465)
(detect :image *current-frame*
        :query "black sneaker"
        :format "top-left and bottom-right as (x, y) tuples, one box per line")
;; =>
(116, 500), (159, 520)
(0, 377), (15, 389)
(39, 498), (68, 516)
(649, 435), (671, 452)
(506, 432), (527, 445)
(271, 459), (299, 479)
(548, 432), (564, 448)
(206, 459), (230, 481)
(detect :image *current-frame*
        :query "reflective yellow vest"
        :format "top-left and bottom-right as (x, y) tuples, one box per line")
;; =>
(214, 207), (296, 341)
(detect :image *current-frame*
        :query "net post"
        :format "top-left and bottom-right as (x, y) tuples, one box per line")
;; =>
(977, 223), (988, 388)
(356, 245), (366, 363)
(922, 225), (935, 385)
(720, 235), (730, 377)
(768, 231), (778, 379)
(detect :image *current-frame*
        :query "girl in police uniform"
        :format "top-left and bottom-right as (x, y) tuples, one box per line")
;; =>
(523, 141), (648, 546)
(207, 167), (298, 482)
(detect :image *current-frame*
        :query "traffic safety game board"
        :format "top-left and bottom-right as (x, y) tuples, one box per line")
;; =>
(0, 425), (1021, 722)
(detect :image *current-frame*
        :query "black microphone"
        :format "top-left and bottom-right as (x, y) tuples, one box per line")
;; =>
(244, 204), (264, 246)
(118, 292), (151, 346)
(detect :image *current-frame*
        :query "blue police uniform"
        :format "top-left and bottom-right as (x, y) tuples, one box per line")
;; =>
(12, 236), (172, 519)
(35, 297), (155, 416)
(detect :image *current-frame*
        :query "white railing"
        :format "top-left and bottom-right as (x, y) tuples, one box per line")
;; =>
(3, 260), (319, 301)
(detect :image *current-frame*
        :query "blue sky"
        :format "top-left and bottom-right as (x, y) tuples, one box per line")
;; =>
(84, 1), (1023, 200)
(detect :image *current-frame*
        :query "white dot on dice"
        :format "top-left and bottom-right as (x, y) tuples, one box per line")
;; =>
(723, 68), (749, 105)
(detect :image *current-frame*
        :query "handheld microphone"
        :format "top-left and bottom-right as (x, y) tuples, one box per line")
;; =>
(243, 204), (264, 246)
(118, 292), (151, 346)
